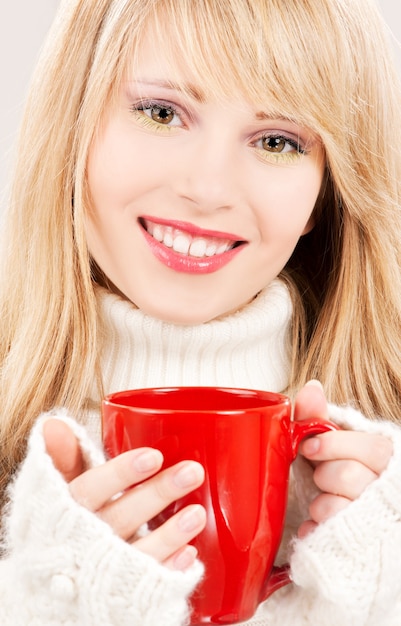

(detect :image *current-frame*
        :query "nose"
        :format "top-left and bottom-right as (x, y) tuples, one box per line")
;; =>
(176, 135), (241, 212)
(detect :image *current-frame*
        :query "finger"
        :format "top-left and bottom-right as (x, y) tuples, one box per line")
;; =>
(98, 460), (205, 539)
(163, 545), (199, 572)
(309, 492), (351, 524)
(300, 430), (393, 475)
(69, 447), (164, 510)
(293, 380), (328, 422)
(44, 419), (85, 482)
(134, 504), (206, 564)
(297, 519), (318, 539)
(313, 459), (377, 500)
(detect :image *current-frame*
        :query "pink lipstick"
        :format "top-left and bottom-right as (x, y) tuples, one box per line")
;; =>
(139, 217), (246, 274)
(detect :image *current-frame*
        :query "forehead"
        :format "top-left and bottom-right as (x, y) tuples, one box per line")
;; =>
(126, 35), (306, 133)
(127, 18), (303, 123)
(115, 0), (349, 140)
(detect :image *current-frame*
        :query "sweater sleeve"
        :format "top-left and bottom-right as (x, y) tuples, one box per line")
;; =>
(0, 410), (203, 626)
(246, 403), (401, 626)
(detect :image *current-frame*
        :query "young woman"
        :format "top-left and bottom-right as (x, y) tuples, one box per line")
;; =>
(0, 0), (400, 624)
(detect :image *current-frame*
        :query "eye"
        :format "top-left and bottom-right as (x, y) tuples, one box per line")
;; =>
(252, 132), (307, 164)
(258, 134), (304, 155)
(144, 104), (176, 125)
(131, 100), (183, 130)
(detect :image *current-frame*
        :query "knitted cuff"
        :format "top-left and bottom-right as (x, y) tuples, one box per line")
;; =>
(2, 410), (203, 626)
(289, 404), (401, 622)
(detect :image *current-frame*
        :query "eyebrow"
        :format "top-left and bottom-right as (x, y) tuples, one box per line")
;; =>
(133, 79), (206, 103)
(255, 111), (278, 120)
(131, 79), (291, 123)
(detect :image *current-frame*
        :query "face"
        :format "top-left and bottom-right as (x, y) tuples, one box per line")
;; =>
(86, 39), (325, 324)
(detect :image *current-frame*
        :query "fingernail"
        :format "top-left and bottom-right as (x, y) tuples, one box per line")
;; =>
(305, 379), (324, 390)
(303, 437), (321, 456)
(173, 545), (198, 571)
(178, 505), (205, 533)
(173, 463), (204, 489)
(132, 449), (162, 473)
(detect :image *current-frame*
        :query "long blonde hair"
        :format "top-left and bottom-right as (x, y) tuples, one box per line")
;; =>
(1, 0), (401, 500)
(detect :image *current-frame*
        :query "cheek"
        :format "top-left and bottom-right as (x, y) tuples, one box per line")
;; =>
(87, 113), (158, 210)
(87, 138), (133, 208)
(297, 177), (323, 235)
(85, 139), (131, 264)
(287, 161), (324, 232)
(257, 177), (322, 243)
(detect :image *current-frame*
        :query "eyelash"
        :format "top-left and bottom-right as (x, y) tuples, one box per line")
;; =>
(130, 99), (307, 161)
(130, 100), (185, 132)
(253, 134), (307, 164)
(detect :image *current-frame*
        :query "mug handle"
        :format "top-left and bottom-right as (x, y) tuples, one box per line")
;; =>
(261, 417), (339, 600)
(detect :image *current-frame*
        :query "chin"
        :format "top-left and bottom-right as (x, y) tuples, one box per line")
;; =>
(136, 298), (233, 326)
(144, 307), (219, 326)
(110, 282), (245, 325)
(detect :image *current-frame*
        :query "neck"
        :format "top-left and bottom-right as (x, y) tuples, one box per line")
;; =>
(95, 279), (293, 397)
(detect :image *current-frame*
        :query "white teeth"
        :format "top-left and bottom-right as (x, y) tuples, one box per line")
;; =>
(217, 242), (230, 254)
(163, 228), (174, 248)
(189, 238), (208, 257)
(205, 242), (218, 256)
(173, 234), (191, 254)
(143, 220), (238, 258)
(153, 224), (164, 242)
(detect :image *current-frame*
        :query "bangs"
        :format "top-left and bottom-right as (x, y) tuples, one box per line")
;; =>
(88, 0), (392, 219)
(127, 0), (355, 134)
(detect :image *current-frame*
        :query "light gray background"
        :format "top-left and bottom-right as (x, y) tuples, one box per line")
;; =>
(0, 0), (60, 208)
(0, 0), (400, 208)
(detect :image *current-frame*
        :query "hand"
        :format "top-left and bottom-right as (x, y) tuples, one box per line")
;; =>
(294, 381), (393, 538)
(43, 419), (206, 571)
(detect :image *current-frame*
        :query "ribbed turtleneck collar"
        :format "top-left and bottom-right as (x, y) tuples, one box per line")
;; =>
(95, 279), (293, 398)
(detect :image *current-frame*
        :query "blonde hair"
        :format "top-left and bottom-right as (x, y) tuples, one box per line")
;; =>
(1, 0), (401, 499)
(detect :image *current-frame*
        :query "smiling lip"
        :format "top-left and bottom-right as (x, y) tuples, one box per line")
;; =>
(139, 216), (247, 274)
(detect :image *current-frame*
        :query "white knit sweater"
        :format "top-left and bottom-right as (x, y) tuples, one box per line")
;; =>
(1, 281), (401, 625)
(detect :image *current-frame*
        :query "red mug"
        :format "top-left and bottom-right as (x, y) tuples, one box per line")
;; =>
(102, 386), (337, 625)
